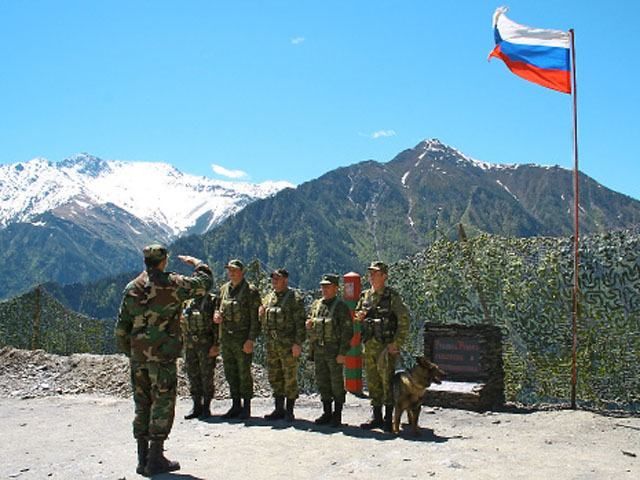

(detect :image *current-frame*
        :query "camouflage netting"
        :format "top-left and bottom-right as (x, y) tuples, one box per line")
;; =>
(391, 229), (640, 411)
(2, 232), (639, 410)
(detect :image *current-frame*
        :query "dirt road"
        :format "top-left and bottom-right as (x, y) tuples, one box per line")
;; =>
(1, 394), (638, 480)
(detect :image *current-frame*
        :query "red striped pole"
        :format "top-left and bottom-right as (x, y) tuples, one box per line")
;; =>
(343, 272), (363, 395)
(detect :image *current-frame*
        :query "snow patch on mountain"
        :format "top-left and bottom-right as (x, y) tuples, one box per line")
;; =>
(0, 153), (294, 236)
(415, 138), (560, 172)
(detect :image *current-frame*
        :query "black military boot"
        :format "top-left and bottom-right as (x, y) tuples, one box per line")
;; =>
(330, 402), (343, 428)
(314, 400), (333, 425)
(239, 397), (251, 419)
(221, 397), (242, 419)
(383, 404), (394, 433)
(264, 396), (285, 420)
(145, 440), (180, 476)
(284, 397), (296, 422)
(184, 396), (203, 420)
(360, 406), (384, 430)
(200, 396), (212, 419)
(135, 438), (148, 475)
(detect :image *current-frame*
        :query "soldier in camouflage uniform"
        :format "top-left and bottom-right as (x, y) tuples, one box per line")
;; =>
(213, 259), (261, 420)
(306, 274), (353, 427)
(181, 291), (219, 420)
(259, 268), (306, 422)
(115, 244), (212, 476)
(355, 261), (409, 433)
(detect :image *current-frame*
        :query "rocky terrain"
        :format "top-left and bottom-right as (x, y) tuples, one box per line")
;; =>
(0, 346), (272, 400)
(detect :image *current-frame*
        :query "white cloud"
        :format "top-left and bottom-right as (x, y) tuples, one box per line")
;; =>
(291, 36), (305, 45)
(211, 163), (248, 179)
(371, 129), (397, 139)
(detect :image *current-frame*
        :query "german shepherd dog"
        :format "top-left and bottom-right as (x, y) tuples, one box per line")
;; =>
(391, 356), (445, 435)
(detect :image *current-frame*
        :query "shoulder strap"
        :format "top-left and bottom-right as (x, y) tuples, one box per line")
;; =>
(280, 289), (292, 307)
(328, 298), (340, 318)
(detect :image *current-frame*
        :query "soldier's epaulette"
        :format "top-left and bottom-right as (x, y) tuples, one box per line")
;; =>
(126, 273), (147, 296)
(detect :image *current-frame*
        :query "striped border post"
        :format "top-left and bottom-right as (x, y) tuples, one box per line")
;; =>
(343, 271), (363, 395)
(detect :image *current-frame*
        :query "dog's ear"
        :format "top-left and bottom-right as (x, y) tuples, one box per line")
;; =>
(430, 364), (445, 383)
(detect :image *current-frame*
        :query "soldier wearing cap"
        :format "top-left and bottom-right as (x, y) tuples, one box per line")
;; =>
(213, 259), (261, 419)
(355, 261), (410, 433)
(115, 244), (212, 476)
(306, 274), (353, 427)
(258, 268), (306, 421)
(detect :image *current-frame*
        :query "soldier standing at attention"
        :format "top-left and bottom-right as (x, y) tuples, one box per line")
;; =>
(259, 268), (306, 422)
(115, 244), (212, 476)
(306, 274), (353, 427)
(213, 259), (261, 420)
(181, 291), (219, 420)
(356, 261), (409, 433)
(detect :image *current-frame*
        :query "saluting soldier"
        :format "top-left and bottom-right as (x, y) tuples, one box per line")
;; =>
(355, 261), (410, 433)
(181, 291), (219, 420)
(259, 268), (306, 421)
(213, 259), (261, 420)
(306, 274), (353, 427)
(115, 244), (212, 476)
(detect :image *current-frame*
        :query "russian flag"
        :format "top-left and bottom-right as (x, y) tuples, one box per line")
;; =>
(489, 7), (571, 94)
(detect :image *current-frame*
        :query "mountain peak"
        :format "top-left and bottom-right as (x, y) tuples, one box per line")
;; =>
(1, 153), (292, 236)
(59, 153), (111, 177)
(420, 138), (446, 149)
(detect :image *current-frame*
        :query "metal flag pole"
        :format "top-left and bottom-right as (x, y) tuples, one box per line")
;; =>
(569, 28), (579, 410)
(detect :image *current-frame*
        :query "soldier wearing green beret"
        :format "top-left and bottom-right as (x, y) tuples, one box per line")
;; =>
(115, 244), (212, 476)
(356, 261), (410, 433)
(306, 274), (353, 427)
(213, 259), (261, 420)
(259, 268), (306, 421)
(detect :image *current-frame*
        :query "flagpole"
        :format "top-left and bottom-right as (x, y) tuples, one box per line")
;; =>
(569, 28), (579, 410)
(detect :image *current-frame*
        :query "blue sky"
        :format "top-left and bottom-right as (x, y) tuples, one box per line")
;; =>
(1, 1), (638, 199)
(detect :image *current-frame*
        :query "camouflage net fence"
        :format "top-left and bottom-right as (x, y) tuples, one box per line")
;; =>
(2, 231), (639, 410)
(392, 230), (640, 412)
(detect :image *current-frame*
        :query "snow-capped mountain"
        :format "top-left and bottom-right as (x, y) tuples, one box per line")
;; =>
(0, 153), (293, 236)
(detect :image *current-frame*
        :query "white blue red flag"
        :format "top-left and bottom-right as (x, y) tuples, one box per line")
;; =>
(489, 7), (571, 94)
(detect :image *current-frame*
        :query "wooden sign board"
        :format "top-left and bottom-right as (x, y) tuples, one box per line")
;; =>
(432, 336), (483, 377)
(424, 323), (504, 409)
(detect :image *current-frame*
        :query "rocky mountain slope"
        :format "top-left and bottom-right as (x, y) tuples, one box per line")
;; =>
(0, 154), (292, 298)
(172, 139), (640, 288)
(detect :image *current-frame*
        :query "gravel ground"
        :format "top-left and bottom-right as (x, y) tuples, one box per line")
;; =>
(1, 347), (638, 480)
(0, 346), (272, 399)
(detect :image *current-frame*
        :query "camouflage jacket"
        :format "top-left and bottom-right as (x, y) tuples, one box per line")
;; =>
(219, 278), (261, 341)
(355, 285), (410, 347)
(308, 296), (353, 356)
(115, 262), (213, 363)
(181, 293), (219, 347)
(261, 287), (306, 346)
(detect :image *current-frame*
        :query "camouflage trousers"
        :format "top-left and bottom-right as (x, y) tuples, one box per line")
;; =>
(314, 346), (346, 404)
(265, 340), (299, 399)
(363, 339), (397, 406)
(221, 336), (253, 399)
(184, 339), (216, 399)
(130, 359), (177, 441)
